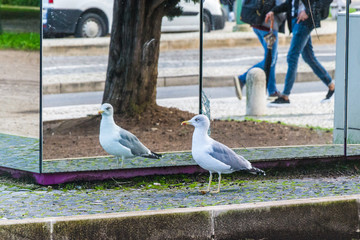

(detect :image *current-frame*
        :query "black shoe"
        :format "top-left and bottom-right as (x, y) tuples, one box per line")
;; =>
(233, 76), (245, 100)
(267, 96), (290, 107)
(321, 89), (334, 103)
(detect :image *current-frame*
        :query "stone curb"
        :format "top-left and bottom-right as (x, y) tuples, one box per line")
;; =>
(42, 33), (336, 56)
(43, 69), (335, 94)
(0, 195), (358, 239)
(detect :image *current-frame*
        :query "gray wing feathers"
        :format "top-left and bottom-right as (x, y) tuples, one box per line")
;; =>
(119, 130), (150, 156)
(208, 141), (251, 171)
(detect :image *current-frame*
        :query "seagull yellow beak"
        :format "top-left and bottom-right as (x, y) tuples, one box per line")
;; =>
(181, 120), (191, 126)
(98, 110), (104, 115)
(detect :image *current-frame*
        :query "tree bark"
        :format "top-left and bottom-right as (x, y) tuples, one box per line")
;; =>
(103, 0), (168, 115)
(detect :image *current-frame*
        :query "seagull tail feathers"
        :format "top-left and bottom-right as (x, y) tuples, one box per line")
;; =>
(249, 167), (266, 176)
(142, 151), (162, 159)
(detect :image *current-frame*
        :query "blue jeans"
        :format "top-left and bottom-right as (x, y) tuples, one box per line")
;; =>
(238, 28), (279, 95)
(282, 18), (332, 96)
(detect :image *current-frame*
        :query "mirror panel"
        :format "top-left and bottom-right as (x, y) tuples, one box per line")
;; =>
(0, 3), (40, 172)
(41, 0), (200, 172)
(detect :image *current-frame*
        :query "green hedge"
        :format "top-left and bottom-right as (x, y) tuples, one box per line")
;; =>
(0, 0), (40, 7)
(0, 5), (40, 19)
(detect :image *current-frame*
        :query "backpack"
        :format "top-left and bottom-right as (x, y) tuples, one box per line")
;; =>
(240, 0), (276, 25)
(306, 0), (333, 21)
(318, 0), (333, 20)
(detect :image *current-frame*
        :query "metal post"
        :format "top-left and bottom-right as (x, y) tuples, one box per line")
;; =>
(39, 1), (43, 173)
(199, 0), (203, 114)
(344, 0), (351, 157)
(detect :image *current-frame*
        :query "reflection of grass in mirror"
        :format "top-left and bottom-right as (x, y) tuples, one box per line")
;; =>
(0, 32), (40, 50)
(243, 116), (333, 133)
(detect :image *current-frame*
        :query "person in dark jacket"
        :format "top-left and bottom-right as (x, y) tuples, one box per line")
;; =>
(266, 0), (335, 106)
(234, 0), (286, 100)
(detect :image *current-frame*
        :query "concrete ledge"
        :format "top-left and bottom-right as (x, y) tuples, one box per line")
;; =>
(43, 81), (105, 94)
(43, 69), (335, 94)
(1, 195), (359, 239)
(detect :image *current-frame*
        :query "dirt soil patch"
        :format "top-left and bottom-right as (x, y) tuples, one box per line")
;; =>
(43, 106), (333, 160)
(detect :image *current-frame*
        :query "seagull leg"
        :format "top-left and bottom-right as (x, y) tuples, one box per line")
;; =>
(211, 173), (221, 194)
(200, 172), (213, 194)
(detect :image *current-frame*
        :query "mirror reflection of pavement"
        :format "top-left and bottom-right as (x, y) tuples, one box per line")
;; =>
(0, 50), (40, 138)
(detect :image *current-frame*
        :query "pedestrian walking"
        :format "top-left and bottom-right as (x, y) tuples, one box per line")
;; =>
(265, 0), (335, 106)
(234, 0), (286, 100)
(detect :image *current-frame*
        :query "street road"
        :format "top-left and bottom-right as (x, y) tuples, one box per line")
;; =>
(43, 45), (336, 77)
(43, 44), (336, 108)
(43, 81), (328, 108)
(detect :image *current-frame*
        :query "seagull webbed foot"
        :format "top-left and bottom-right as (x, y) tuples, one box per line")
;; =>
(199, 189), (210, 195)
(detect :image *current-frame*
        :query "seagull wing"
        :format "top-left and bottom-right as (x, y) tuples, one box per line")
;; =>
(118, 129), (150, 156)
(208, 141), (252, 171)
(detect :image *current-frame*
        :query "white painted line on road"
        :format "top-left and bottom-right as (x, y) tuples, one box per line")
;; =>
(44, 64), (107, 71)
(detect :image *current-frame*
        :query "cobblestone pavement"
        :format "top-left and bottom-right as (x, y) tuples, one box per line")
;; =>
(0, 174), (360, 220)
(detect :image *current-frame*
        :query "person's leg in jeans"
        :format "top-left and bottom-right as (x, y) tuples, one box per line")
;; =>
(301, 36), (335, 96)
(238, 28), (267, 83)
(281, 19), (312, 98)
(267, 30), (279, 95)
(238, 28), (279, 95)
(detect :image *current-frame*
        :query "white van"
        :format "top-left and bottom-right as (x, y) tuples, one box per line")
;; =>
(42, 0), (225, 38)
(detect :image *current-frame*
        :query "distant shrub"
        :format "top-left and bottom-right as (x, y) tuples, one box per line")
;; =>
(1, 0), (40, 7)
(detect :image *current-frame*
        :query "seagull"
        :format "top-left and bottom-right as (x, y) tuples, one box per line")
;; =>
(182, 114), (265, 193)
(98, 103), (161, 167)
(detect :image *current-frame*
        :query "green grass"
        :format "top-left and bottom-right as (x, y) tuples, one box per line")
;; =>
(0, 32), (40, 50)
(0, 5), (40, 19)
(241, 117), (333, 132)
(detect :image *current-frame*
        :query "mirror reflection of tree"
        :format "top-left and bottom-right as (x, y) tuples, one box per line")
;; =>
(103, 0), (199, 115)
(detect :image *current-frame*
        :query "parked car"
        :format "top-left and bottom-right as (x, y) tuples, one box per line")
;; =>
(42, 0), (225, 38)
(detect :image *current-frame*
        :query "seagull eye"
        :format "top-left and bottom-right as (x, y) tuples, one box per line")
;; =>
(195, 118), (199, 122)
(106, 107), (110, 110)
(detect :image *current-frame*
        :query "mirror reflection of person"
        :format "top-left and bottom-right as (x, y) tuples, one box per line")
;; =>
(221, 0), (236, 21)
(266, 0), (335, 106)
(234, 0), (286, 100)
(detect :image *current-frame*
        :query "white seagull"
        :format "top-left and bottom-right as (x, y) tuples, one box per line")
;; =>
(98, 103), (161, 167)
(182, 114), (265, 193)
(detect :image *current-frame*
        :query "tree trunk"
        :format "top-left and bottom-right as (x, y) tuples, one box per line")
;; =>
(103, 0), (167, 115)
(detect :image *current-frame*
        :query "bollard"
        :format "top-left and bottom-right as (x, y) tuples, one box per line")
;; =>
(246, 67), (266, 116)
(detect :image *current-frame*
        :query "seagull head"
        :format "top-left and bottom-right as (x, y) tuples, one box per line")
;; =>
(98, 103), (114, 117)
(181, 114), (210, 130)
